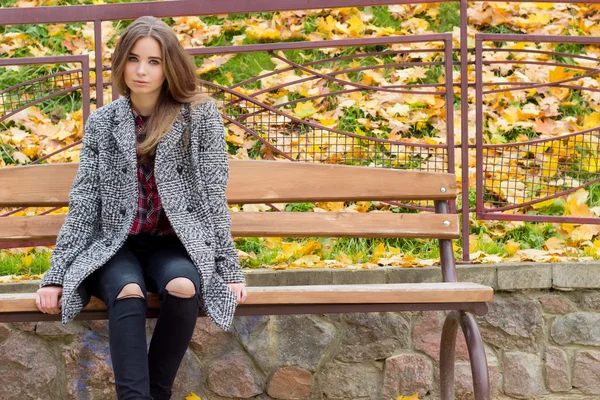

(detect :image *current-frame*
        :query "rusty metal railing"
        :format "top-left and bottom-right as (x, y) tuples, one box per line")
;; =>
(2, 0), (600, 261)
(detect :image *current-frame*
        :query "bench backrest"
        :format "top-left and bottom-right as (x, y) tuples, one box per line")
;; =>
(0, 160), (459, 248)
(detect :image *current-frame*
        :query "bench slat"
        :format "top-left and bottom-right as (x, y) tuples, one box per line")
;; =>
(0, 212), (460, 242)
(0, 160), (457, 207)
(0, 283), (493, 313)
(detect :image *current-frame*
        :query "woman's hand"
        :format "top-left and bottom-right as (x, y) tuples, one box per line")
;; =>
(226, 282), (247, 304)
(36, 285), (63, 314)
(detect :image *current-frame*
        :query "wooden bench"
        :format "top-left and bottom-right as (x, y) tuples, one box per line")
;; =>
(0, 159), (493, 399)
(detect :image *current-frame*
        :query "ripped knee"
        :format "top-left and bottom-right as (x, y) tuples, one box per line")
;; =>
(165, 277), (196, 298)
(116, 283), (145, 300)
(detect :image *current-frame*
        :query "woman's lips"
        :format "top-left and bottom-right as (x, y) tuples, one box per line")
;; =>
(133, 80), (149, 86)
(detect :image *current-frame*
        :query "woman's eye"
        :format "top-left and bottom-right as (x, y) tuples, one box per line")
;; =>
(150, 60), (159, 65)
(128, 56), (137, 62)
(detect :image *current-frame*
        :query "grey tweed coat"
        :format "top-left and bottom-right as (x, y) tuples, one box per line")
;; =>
(39, 95), (245, 331)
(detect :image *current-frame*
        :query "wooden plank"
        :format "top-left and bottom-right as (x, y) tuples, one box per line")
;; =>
(0, 212), (460, 242)
(0, 283), (494, 314)
(0, 215), (65, 240)
(241, 283), (494, 304)
(0, 164), (75, 206)
(227, 160), (457, 203)
(231, 212), (460, 238)
(0, 160), (457, 207)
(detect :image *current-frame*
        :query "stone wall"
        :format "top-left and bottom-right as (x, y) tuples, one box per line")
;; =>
(1, 262), (600, 399)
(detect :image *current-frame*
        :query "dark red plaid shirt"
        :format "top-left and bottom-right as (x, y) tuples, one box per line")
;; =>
(129, 106), (175, 236)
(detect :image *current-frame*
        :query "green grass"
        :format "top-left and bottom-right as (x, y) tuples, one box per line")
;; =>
(435, 2), (461, 33)
(503, 222), (558, 249)
(285, 202), (315, 212)
(553, 42), (585, 65)
(0, 250), (51, 277)
(585, 181), (600, 207)
(197, 51), (276, 89)
(558, 91), (592, 119)
(0, 235), (442, 274)
(482, 24), (523, 35)
(0, 142), (19, 165)
(496, 125), (540, 142)
(303, 14), (320, 35)
(370, 6), (403, 31)
(234, 235), (442, 269)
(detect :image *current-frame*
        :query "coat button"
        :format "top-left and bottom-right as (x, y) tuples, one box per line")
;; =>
(120, 208), (126, 216)
(215, 256), (225, 262)
(205, 240), (212, 247)
(121, 167), (127, 173)
(176, 165), (183, 174)
(104, 239), (112, 247)
(186, 205), (194, 212)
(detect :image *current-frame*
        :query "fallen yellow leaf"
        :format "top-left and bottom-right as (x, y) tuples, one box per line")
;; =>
(293, 101), (318, 118)
(396, 393), (420, 400)
(504, 240), (520, 256)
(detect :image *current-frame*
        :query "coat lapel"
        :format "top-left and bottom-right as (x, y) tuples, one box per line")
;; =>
(156, 109), (188, 160)
(112, 95), (188, 162)
(112, 96), (137, 167)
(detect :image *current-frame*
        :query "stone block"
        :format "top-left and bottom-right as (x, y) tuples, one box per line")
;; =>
(281, 269), (333, 286)
(387, 267), (441, 284)
(243, 269), (281, 287)
(0, 332), (58, 399)
(551, 312), (600, 346)
(207, 350), (264, 398)
(383, 353), (433, 399)
(553, 263), (600, 289)
(319, 361), (382, 399)
(573, 350), (600, 395)
(0, 281), (40, 294)
(0, 323), (11, 338)
(498, 263), (551, 290)
(412, 311), (468, 362)
(568, 291), (600, 312)
(331, 269), (386, 285)
(457, 264), (498, 288)
(538, 294), (575, 314)
(234, 315), (336, 374)
(334, 312), (409, 362)
(267, 366), (312, 399)
(190, 316), (234, 359)
(544, 347), (570, 392)
(64, 331), (114, 399)
(479, 294), (544, 351)
(36, 321), (85, 336)
(503, 352), (545, 397)
(454, 362), (502, 400)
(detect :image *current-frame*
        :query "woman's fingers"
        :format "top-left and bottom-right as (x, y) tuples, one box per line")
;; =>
(226, 283), (247, 304)
(35, 292), (42, 312)
(38, 292), (60, 314)
(40, 294), (48, 313)
(50, 292), (60, 314)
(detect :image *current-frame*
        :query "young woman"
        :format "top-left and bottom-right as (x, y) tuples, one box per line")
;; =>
(35, 15), (247, 400)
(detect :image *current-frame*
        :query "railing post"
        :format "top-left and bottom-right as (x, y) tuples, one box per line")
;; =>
(460, 0), (470, 262)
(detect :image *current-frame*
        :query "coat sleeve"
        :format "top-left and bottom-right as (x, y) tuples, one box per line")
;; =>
(40, 113), (101, 288)
(195, 101), (245, 284)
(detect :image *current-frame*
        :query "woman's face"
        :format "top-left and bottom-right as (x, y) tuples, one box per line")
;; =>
(124, 36), (166, 99)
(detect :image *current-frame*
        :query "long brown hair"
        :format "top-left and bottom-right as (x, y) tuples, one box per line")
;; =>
(111, 16), (211, 161)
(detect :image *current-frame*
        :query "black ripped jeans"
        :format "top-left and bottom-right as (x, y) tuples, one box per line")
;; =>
(82, 234), (202, 400)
